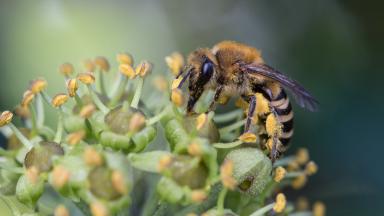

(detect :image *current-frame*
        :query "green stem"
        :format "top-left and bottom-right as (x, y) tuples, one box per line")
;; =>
(273, 156), (295, 167)
(213, 140), (243, 149)
(98, 70), (108, 96)
(219, 119), (246, 134)
(217, 188), (228, 215)
(40, 91), (52, 105)
(285, 171), (305, 178)
(109, 74), (128, 107)
(29, 104), (38, 136)
(87, 86), (109, 114)
(214, 109), (243, 123)
(249, 203), (274, 216)
(35, 94), (45, 128)
(74, 93), (84, 108)
(9, 123), (33, 150)
(146, 106), (171, 125)
(54, 110), (64, 143)
(131, 78), (144, 109)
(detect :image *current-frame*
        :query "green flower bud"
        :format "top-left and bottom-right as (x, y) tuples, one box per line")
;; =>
(164, 119), (190, 152)
(100, 131), (132, 150)
(0, 160), (21, 195)
(88, 166), (121, 200)
(24, 141), (64, 172)
(16, 174), (44, 207)
(224, 147), (272, 196)
(63, 115), (86, 133)
(183, 115), (220, 143)
(157, 177), (184, 203)
(104, 105), (145, 135)
(130, 125), (156, 152)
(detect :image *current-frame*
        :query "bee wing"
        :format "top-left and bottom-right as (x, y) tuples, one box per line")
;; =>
(243, 63), (319, 111)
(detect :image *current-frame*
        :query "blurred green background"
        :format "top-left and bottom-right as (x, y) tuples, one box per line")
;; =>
(0, 0), (382, 215)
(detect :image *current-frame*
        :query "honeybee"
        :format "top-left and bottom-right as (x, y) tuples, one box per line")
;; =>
(175, 41), (318, 161)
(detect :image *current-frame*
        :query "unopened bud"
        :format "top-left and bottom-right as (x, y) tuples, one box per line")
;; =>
(111, 170), (127, 194)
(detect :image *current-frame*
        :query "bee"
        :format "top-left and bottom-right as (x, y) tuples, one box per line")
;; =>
(175, 41), (318, 161)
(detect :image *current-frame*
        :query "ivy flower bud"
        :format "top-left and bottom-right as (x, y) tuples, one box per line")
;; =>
(88, 166), (121, 200)
(171, 89), (184, 107)
(238, 132), (257, 143)
(111, 170), (127, 194)
(191, 190), (207, 203)
(91, 201), (109, 216)
(52, 165), (71, 189)
(0, 111), (13, 127)
(165, 52), (184, 76)
(292, 174), (307, 189)
(183, 115), (220, 143)
(135, 60), (152, 77)
(220, 160), (236, 190)
(30, 78), (47, 94)
(59, 63), (74, 76)
(296, 148), (309, 165)
(80, 104), (96, 118)
(313, 201), (326, 216)
(84, 59), (95, 72)
(77, 72), (95, 85)
(26, 166), (39, 185)
(16, 174), (44, 207)
(117, 53), (133, 66)
(66, 130), (85, 145)
(104, 106), (145, 134)
(84, 147), (104, 166)
(52, 93), (69, 108)
(274, 166), (286, 182)
(305, 161), (318, 175)
(188, 142), (202, 157)
(24, 141), (64, 172)
(54, 205), (70, 216)
(21, 90), (35, 107)
(158, 155), (172, 172)
(119, 64), (136, 79)
(273, 193), (286, 213)
(66, 78), (78, 97)
(94, 56), (110, 72)
(128, 112), (146, 132)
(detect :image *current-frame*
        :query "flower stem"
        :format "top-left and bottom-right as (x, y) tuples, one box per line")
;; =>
(219, 119), (246, 134)
(98, 70), (108, 96)
(54, 110), (64, 143)
(131, 77), (144, 109)
(74, 93), (83, 108)
(249, 203), (274, 216)
(87, 85), (109, 114)
(146, 106), (170, 125)
(273, 156), (295, 167)
(29, 104), (38, 135)
(217, 188), (228, 215)
(109, 74), (128, 107)
(214, 109), (243, 123)
(9, 123), (33, 150)
(213, 140), (243, 149)
(35, 93), (45, 128)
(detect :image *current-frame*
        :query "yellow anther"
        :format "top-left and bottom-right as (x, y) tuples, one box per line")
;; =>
(191, 190), (207, 203)
(0, 111), (13, 127)
(52, 93), (69, 108)
(196, 113), (207, 130)
(296, 148), (309, 165)
(157, 155), (172, 172)
(59, 63), (74, 76)
(171, 77), (183, 90)
(66, 131), (85, 146)
(26, 166), (39, 185)
(188, 142), (202, 156)
(274, 166), (286, 182)
(128, 112), (146, 132)
(171, 89), (184, 107)
(296, 196), (309, 211)
(30, 78), (47, 94)
(313, 201), (326, 216)
(94, 56), (110, 72)
(266, 113), (282, 136)
(220, 160), (236, 190)
(165, 52), (184, 76)
(119, 64), (136, 79)
(83, 147), (104, 166)
(273, 193), (287, 213)
(77, 72), (95, 85)
(135, 60), (152, 77)
(80, 104), (96, 118)
(90, 201), (109, 216)
(66, 78), (78, 97)
(21, 90), (35, 107)
(287, 160), (300, 171)
(52, 165), (70, 189)
(238, 132), (257, 143)
(255, 93), (271, 114)
(111, 170), (127, 194)
(14, 105), (30, 119)
(117, 53), (133, 66)
(305, 161), (318, 176)
(54, 204), (70, 216)
(83, 59), (95, 72)
(292, 174), (307, 189)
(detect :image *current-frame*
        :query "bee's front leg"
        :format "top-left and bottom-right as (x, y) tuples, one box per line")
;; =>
(207, 86), (224, 112)
(243, 95), (257, 132)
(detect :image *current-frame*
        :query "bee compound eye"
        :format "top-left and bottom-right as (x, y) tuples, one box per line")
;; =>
(201, 61), (214, 78)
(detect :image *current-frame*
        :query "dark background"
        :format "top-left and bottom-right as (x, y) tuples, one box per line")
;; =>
(0, 0), (383, 215)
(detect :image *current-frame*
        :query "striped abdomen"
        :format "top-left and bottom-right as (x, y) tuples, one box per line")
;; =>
(270, 88), (294, 148)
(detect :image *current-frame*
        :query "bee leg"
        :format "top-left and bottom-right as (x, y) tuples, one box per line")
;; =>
(207, 86), (223, 112)
(270, 134), (279, 163)
(244, 95), (256, 132)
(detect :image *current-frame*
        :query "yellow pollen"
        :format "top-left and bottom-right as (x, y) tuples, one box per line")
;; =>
(196, 113), (207, 130)
(83, 59), (95, 72)
(119, 64), (136, 79)
(296, 148), (309, 165)
(191, 190), (207, 203)
(188, 142), (202, 156)
(171, 89), (184, 107)
(273, 193), (287, 213)
(128, 112), (146, 132)
(255, 93), (271, 114)
(153, 76), (168, 91)
(117, 53), (133, 66)
(0, 111), (13, 127)
(305, 161), (318, 175)
(220, 160), (236, 190)
(235, 98), (248, 110)
(165, 52), (184, 76)
(21, 90), (35, 107)
(111, 170), (127, 194)
(66, 78), (78, 97)
(135, 60), (152, 77)
(238, 132), (257, 143)
(52, 165), (70, 189)
(83, 147), (104, 166)
(52, 93), (69, 108)
(30, 78), (47, 94)
(94, 56), (110, 72)
(274, 166), (286, 182)
(157, 155), (172, 172)
(90, 202), (109, 216)
(66, 131), (85, 145)
(59, 63), (74, 76)
(287, 160), (300, 171)
(80, 104), (96, 118)
(292, 174), (307, 189)
(266, 113), (282, 136)
(54, 205), (70, 216)
(313, 201), (326, 216)
(26, 166), (39, 185)
(77, 72), (95, 85)
(171, 77), (183, 90)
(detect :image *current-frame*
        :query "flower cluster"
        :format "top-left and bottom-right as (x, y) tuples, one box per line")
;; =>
(0, 52), (325, 216)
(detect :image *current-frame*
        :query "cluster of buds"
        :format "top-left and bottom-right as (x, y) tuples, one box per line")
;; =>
(0, 51), (325, 216)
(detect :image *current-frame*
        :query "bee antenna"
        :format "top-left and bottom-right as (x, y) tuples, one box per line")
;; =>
(177, 67), (193, 88)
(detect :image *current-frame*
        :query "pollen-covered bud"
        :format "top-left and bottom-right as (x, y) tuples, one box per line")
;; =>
(188, 142), (202, 157)
(165, 52), (184, 76)
(273, 193), (287, 213)
(77, 72), (95, 85)
(190, 190), (207, 203)
(128, 112), (146, 132)
(21, 90), (35, 107)
(66, 130), (85, 145)
(119, 64), (136, 79)
(88, 166), (121, 200)
(292, 174), (307, 189)
(135, 60), (152, 77)
(30, 78), (47, 94)
(238, 132), (257, 143)
(296, 148), (309, 165)
(220, 160), (236, 190)
(59, 63), (75, 76)
(225, 148), (272, 196)
(52, 93), (69, 108)
(84, 59), (95, 72)
(66, 78), (78, 97)
(80, 104), (96, 118)
(94, 56), (110, 72)
(313, 201), (326, 216)
(51, 165), (71, 189)
(84, 147), (104, 166)
(24, 141), (64, 172)
(171, 89), (184, 107)
(305, 161), (318, 175)
(153, 76), (168, 91)
(0, 111), (13, 127)
(274, 166), (286, 182)
(91, 201), (109, 216)
(117, 53), (133, 66)
(111, 170), (127, 195)
(265, 113), (282, 136)
(54, 205), (70, 216)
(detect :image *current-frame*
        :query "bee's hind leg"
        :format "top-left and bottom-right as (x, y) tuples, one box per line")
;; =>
(243, 95), (256, 133)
